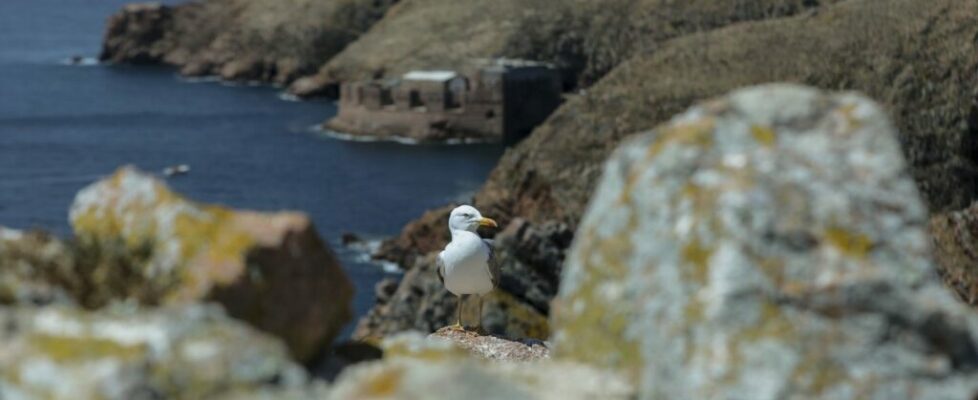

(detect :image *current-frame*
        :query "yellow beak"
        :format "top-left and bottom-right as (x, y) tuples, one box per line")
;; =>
(478, 217), (498, 228)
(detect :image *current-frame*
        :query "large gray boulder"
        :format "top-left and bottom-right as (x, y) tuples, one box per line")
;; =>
(553, 84), (978, 399)
(328, 332), (632, 400)
(69, 166), (354, 362)
(0, 304), (308, 400)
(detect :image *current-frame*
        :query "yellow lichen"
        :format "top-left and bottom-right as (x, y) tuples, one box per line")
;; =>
(750, 125), (776, 147)
(29, 334), (146, 362)
(552, 215), (643, 383)
(360, 368), (404, 397)
(646, 118), (716, 159)
(682, 238), (713, 285)
(824, 227), (872, 258)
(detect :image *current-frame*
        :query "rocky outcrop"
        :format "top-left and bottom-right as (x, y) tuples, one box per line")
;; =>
(0, 229), (77, 306)
(0, 304), (310, 400)
(931, 202), (978, 305)
(100, 3), (174, 64)
(353, 252), (550, 341)
(69, 166), (353, 362)
(373, 0), (978, 341)
(374, 204), (454, 267)
(327, 332), (632, 399)
(553, 84), (978, 398)
(354, 218), (571, 340)
(430, 327), (550, 361)
(101, 0), (397, 86)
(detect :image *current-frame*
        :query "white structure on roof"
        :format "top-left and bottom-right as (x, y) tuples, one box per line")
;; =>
(403, 70), (459, 82)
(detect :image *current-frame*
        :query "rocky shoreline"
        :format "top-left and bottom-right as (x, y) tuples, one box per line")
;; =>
(98, 0), (978, 351)
(9, 83), (978, 398)
(101, 0), (396, 87)
(11, 0), (978, 397)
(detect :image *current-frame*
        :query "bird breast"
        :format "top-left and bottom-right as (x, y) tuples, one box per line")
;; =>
(440, 233), (492, 295)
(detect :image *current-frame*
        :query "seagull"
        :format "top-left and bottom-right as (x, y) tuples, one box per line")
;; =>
(437, 205), (499, 331)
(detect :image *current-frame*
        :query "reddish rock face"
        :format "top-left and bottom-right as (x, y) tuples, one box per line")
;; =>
(70, 167), (354, 362)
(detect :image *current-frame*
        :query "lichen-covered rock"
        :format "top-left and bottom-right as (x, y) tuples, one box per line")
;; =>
(0, 229), (76, 306)
(931, 202), (978, 305)
(0, 304), (308, 400)
(327, 331), (631, 400)
(430, 327), (550, 361)
(69, 166), (354, 362)
(553, 84), (978, 399)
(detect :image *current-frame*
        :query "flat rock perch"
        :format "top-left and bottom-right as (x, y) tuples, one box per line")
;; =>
(431, 327), (550, 361)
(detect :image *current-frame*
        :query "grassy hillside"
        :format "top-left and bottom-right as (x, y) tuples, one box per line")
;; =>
(289, 0), (834, 95)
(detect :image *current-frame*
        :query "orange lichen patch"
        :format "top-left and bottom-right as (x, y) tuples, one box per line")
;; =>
(824, 227), (872, 259)
(750, 125), (776, 147)
(646, 118), (716, 159)
(359, 367), (404, 397)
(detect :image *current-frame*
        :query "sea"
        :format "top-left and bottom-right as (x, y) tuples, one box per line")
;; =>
(0, 0), (503, 336)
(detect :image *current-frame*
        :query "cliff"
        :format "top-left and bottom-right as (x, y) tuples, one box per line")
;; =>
(101, 0), (396, 86)
(370, 0), (978, 338)
(289, 0), (836, 96)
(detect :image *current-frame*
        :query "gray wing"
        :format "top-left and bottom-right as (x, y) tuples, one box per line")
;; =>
(483, 239), (500, 287)
(436, 254), (445, 285)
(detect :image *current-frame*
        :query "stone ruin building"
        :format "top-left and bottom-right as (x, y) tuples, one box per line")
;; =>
(325, 59), (562, 144)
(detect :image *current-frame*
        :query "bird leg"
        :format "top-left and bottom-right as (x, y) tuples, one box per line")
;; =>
(474, 295), (487, 335)
(449, 294), (464, 331)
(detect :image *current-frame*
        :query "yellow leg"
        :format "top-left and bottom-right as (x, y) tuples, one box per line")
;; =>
(475, 295), (486, 335)
(449, 295), (464, 331)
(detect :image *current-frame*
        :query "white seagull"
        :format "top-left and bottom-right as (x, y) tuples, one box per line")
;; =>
(437, 205), (499, 331)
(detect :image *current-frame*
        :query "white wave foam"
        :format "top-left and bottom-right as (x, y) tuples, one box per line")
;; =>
(278, 92), (302, 102)
(178, 75), (221, 83)
(345, 237), (404, 274)
(313, 126), (492, 146)
(61, 56), (100, 67)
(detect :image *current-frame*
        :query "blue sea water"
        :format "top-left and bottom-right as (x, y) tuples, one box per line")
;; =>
(0, 0), (502, 335)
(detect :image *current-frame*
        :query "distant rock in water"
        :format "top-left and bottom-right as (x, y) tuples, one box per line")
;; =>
(100, 0), (397, 86)
(553, 84), (978, 399)
(69, 166), (354, 362)
(0, 304), (317, 400)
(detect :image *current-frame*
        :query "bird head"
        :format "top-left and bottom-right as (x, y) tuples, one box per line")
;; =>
(448, 205), (497, 233)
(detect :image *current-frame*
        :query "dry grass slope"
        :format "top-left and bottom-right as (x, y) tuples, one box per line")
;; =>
(301, 0), (836, 93)
(474, 0), (978, 235)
